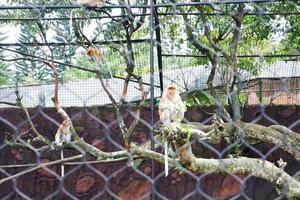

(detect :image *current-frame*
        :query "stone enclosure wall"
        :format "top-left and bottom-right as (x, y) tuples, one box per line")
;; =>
(0, 105), (299, 200)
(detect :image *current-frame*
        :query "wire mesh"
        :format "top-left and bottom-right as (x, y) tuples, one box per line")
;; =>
(0, 0), (300, 199)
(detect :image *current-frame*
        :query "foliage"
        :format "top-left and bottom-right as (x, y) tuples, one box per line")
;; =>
(0, 2), (300, 199)
(0, 26), (8, 85)
(0, 1), (298, 88)
(14, 25), (50, 84)
(52, 11), (77, 73)
(0, 62), (8, 86)
(185, 90), (215, 108)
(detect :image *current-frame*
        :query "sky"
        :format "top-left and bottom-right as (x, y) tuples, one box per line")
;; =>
(0, 0), (121, 43)
(1, 0), (20, 43)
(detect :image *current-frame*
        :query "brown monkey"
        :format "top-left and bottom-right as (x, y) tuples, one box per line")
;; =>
(87, 47), (113, 78)
(55, 120), (72, 178)
(158, 85), (186, 177)
(87, 47), (105, 64)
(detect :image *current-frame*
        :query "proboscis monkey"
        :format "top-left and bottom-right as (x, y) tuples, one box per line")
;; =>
(159, 85), (185, 124)
(87, 47), (106, 64)
(77, 0), (105, 7)
(55, 120), (72, 178)
(158, 85), (186, 177)
(87, 47), (113, 78)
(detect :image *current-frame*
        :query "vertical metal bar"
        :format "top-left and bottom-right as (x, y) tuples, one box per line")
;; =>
(149, 0), (156, 199)
(153, 0), (163, 95)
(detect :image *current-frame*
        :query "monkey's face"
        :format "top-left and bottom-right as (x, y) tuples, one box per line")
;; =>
(167, 88), (176, 98)
(62, 120), (71, 127)
(87, 48), (94, 56)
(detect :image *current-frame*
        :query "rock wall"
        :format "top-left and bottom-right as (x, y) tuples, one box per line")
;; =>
(0, 105), (299, 200)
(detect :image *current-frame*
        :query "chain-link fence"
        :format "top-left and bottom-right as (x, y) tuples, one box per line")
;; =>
(0, 0), (300, 199)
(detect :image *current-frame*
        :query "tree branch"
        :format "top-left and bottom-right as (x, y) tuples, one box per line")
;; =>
(181, 13), (215, 58)
(2, 121), (300, 198)
(162, 123), (300, 199)
(0, 155), (83, 185)
(164, 122), (300, 162)
(126, 90), (150, 142)
(196, 5), (231, 65)
(12, 84), (51, 144)
(46, 62), (80, 140)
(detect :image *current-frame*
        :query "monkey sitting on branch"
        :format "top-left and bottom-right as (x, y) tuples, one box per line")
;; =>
(159, 85), (186, 177)
(87, 47), (113, 78)
(159, 85), (185, 124)
(87, 47), (105, 65)
(55, 120), (72, 178)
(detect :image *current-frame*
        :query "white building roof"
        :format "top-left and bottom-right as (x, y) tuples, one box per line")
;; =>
(0, 61), (299, 107)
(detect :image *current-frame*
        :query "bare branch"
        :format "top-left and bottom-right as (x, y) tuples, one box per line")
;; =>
(13, 85), (51, 144)
(36, 21), (54, 61)
(126, 90), (150, 141)
(133, 0), (148, 32)
(181, 14), (215, 58)
(0, 101), (17, 106)
(44, 62), (80, 140)
(0, 155), (83, 185)
(95, 71), (129, 147)
(196, 5), (231, 64)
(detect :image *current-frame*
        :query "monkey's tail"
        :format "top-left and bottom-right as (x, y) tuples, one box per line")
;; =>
(164, 142), (169, 177)
(60, 149), (65, 177)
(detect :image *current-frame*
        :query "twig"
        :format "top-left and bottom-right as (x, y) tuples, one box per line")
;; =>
(197, 5), (231, 65)
(95, 72), (129, 146)
(126, 90), (150, 141)
(36, 21), (54, 61)
(0, 163), (37, 168)
(0, 155), (137, 168)
(0, 101), (17, 106)
(96, 72), (117, 105)
(0, 155), (83, 185)
(64, 157), (131, 165)
(14, 85), (51, 144)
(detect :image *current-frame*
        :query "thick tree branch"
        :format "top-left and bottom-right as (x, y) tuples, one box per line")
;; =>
(72, 139), (128, 160)
(227, 5), (246, 121)
(132, 0), (148, 32)
(2, 121), (300, 198)
(164, 122), (300, 162)
(95, 72), (129, 146)
(206, 57), (232, 120)
(179, 148), (300, 199)
(161, 123), (300, 199)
